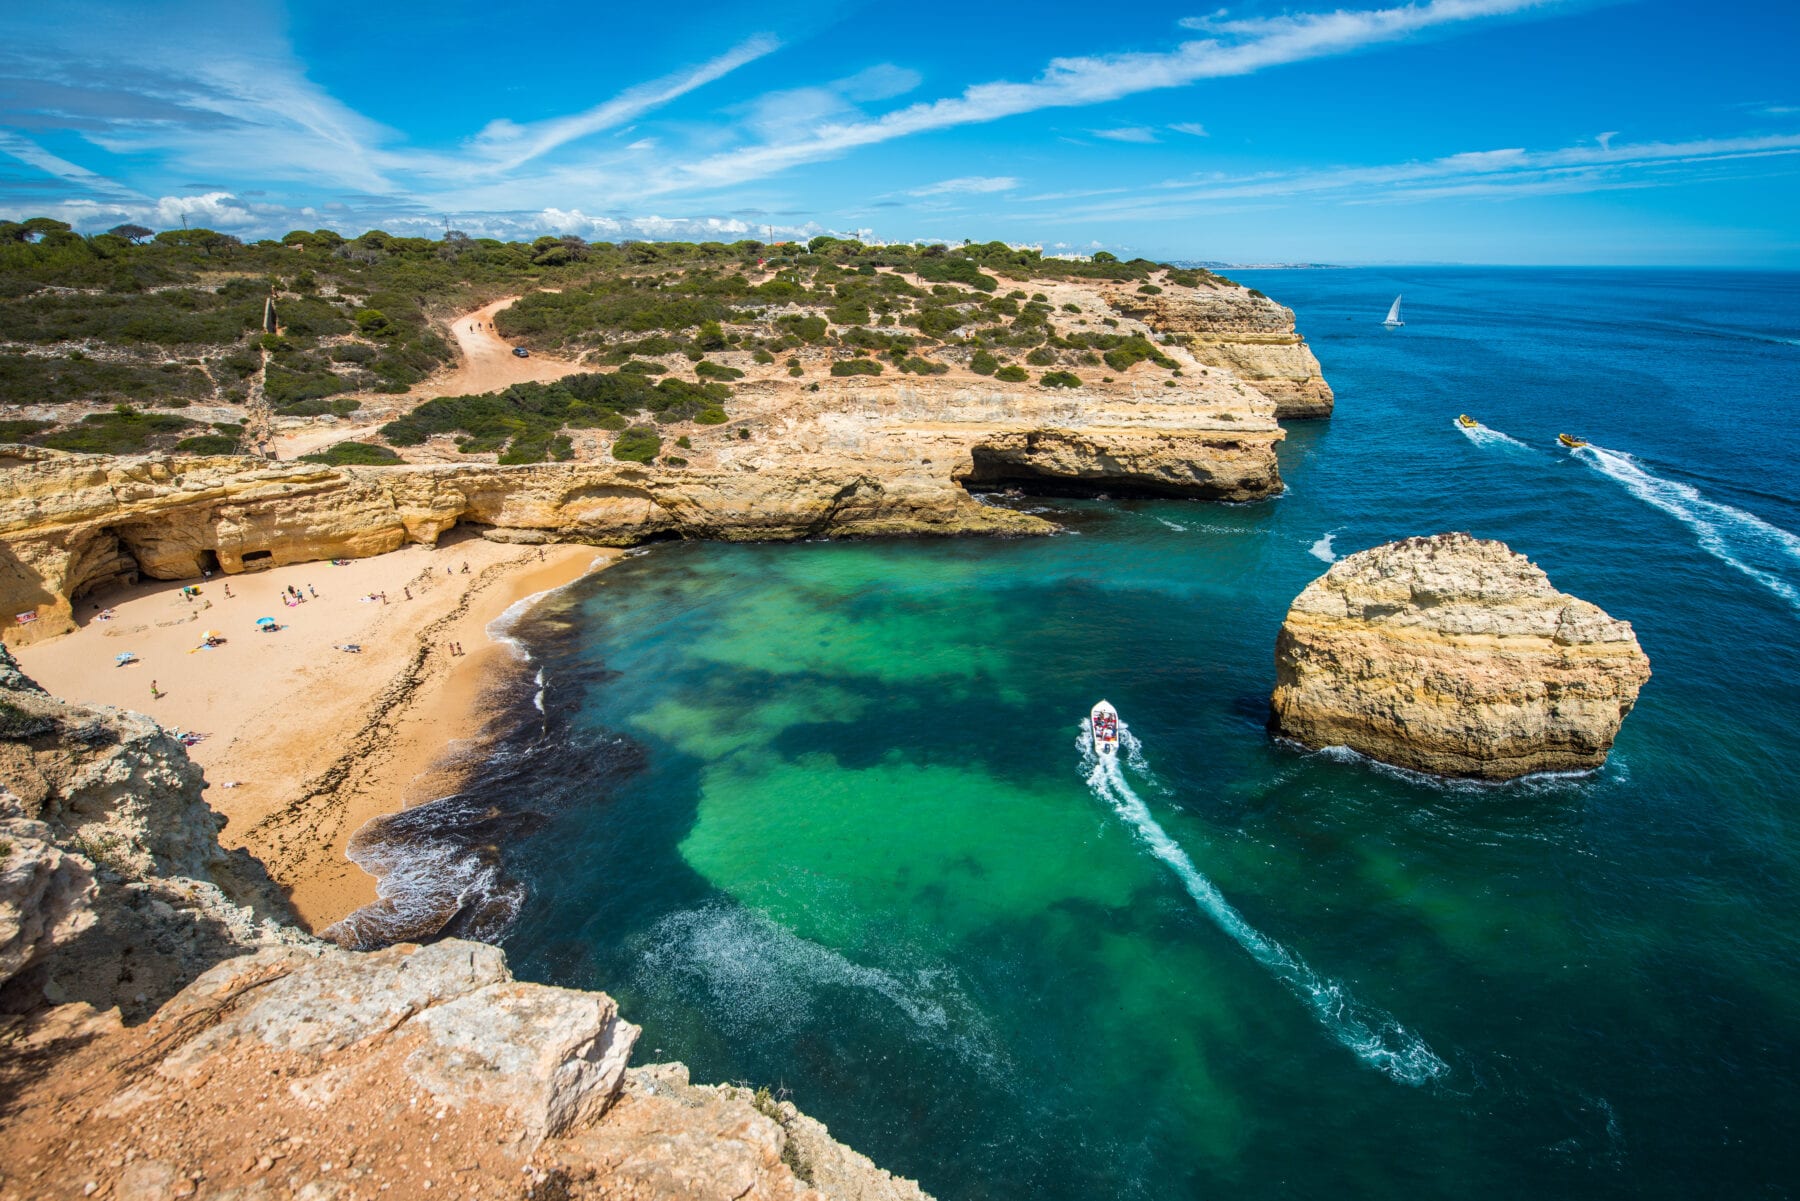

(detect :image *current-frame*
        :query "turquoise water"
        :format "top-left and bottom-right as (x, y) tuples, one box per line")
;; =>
(458, 270), (1800, 1198)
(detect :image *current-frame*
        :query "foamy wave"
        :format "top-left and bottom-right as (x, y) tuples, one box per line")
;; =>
(1157, 517), (1188, 532)
(1309, 529), (1342, 563)
(636, 904), (1000, 1067)
(1578, 444), (1800, 613)
(1079, 718), (1449, 1086)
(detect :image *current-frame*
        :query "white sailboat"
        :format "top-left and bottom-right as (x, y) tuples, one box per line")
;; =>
(1383, 295), (1404, 327)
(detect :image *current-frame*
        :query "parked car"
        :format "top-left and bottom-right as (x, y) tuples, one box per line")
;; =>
(512, 346), (530, 358)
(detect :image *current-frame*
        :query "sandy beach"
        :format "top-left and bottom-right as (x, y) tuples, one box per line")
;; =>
(14, 535), (613, 930)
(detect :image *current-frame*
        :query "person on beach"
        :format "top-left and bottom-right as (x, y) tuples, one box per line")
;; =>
(380, 591), (388, 604)
(150, 680), (161, 699)
(461, 562), (470, 574)
(223, 583), (232, 598)
(404, 586), (412, 601)
(308, 585), (317, 598)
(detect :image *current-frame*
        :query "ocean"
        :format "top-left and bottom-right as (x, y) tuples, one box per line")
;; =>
(375, 269), (1800, 1199)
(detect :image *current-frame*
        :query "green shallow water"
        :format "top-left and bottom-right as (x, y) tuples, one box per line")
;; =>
(475, 269), (1800, 1199)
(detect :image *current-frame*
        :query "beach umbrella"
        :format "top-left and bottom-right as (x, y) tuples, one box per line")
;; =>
(114, 652), (135, 663)
(203, 630), (222, 639)
(255, 616), (276, 626)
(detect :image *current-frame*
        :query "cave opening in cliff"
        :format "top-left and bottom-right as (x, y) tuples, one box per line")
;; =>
(197, 549), (220, 576)
(240, 550), (274, 570)
(958, 445), (1203, 500)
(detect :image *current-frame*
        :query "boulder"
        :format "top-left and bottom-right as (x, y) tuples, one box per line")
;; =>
(1271, 533), (1650, 779)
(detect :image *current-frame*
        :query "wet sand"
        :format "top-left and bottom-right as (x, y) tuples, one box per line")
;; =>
(14, 536), (613, 930)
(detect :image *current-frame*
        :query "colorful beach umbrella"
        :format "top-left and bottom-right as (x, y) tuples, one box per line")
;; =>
(255, 616), (276, 626)
(114, 652), (135, 663)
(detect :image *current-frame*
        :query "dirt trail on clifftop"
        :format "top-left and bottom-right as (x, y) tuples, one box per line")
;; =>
(274, 295), (581, 460)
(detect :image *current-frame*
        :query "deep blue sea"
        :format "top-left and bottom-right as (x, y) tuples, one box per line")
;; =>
(414, 269), (1800, 1198)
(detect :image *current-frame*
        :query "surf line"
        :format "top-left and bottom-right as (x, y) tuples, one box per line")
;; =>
(1575, 444), (1800, 613)
(1081, 720), (1449, 1086)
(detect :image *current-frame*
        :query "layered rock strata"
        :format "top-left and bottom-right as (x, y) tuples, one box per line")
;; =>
(1270, 533), (1651, 779)
(1103, 285), (1334, 418)
(0, 366), (1286, 643)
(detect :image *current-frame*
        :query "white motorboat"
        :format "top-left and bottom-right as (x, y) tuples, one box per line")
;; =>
(1091, 700), (1120, 758)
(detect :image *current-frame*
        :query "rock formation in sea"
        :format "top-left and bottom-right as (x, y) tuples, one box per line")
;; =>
(0, 648), (930, 1199)
(1100, 285), (1334, 418)
(1269, 533), (1651, 779)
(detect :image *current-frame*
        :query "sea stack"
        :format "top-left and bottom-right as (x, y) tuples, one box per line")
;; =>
(1270, 533), (1650, 779)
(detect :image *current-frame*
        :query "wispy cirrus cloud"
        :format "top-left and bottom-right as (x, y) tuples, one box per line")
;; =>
(656, 0), (1564, 192)
(908, 175), (1019, 196)
(1092, 127), (1159, 143)
(1031, 132), (1800, 220)
(1169, 122), (1210, 137)
(467, 35), (780, 173)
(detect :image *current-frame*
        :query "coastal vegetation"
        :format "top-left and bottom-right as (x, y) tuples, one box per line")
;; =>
(0, 217), (1246, 460)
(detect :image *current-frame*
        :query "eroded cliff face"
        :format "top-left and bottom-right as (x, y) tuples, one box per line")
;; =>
(0, 656), (931, 1201)
(1270, 533), (1651, 779)
(1102, 285), (1334, 419)
(0, 367), (1286, 643)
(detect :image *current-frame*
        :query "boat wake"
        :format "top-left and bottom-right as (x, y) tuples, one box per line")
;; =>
(1576, 444), (1800, 613)
(1156, 517), (1188, 532)
(1078, 717), (1449, 1087)
(1456, 421), (1531, 451)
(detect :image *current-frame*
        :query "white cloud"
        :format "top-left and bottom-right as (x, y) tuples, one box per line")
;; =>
(1027, 131), (1800, 220)
(908, 176), (1020, 196)
(657, 0), (1562, 192)
(467, 35), (779, 172)
(1170, 122), (1210, 137)
(1093, 127), (1159, 143)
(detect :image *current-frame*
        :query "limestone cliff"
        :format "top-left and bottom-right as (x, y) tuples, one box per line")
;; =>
(0, 645), (305, 1019)
(1102, 283), (1334, 418)
(0, 655), (930, 1200)
(0, 367), (1286, 643)
(1270, 533), (1650, 779)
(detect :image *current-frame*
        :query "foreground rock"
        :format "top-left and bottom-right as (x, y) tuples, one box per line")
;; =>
(0, 646), (303, 1019)
(3, 940), (928, 1201)
(0, 652), (931, 1200)
(1270, 533), (1651, 779)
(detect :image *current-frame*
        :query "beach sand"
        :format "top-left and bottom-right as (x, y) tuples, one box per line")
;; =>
(13, 534), (613, 931)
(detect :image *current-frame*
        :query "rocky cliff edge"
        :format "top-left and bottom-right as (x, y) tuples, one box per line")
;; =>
(0, 650), (930, 1200)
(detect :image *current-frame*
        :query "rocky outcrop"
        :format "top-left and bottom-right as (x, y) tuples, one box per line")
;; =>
(3, 938), (927, 1201)
(1270, 533), (1651, 779)
(1104, 283), (1334, 418)
(0, 645), (305, 1018)
(0, 656), (932, 1199)
(0, 367), (1287, 642)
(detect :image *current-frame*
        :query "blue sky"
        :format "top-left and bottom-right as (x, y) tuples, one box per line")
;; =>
(3, 0), (1797, 264)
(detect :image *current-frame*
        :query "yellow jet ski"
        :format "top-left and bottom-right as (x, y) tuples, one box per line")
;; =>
(1457, 414), (1479, 429)
(1558, 433), (1589, 450)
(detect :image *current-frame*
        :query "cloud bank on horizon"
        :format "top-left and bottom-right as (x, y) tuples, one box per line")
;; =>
(2, 0), (1796, 264)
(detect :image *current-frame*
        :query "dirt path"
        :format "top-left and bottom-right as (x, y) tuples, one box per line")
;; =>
(272, 296), (581, 460)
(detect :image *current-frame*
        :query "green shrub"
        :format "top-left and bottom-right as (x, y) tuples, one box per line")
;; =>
(0, 418), (51, 441)
(752, 349), (775, 364)
(830, 359), (883, 377)
(173, 434), (240, 455)
(612, 426), (661, 462)
(675, 435), (692, 448)
(695, 361), (744, 381)
(664, 455), (688, 466)
(1025, 347), (1057, 366)
(994, 364), (1028, 382)
(1101, 336), (1179, 373)
(1040, 371), (1083, 388)
(914, 257), (998, 293)
(1137, 284), (1163, 295)
(618, 360), (666, 375)
(38, 407), (197, 454)
(694, 407), (729, 424)
(897, 355), (948, 375)
(299, 440), (401, 466)
(1061, 303), (1081, 313)
(969, 350), (999, 376)
(786, 365), (803, 377)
